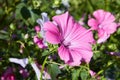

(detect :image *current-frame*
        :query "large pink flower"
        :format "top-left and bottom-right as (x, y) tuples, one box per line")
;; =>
(88, 9), (117, 43)
(43, 12), (94, 66)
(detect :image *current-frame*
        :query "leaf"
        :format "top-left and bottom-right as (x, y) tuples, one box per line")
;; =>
(80, 69), (88, 80)
(28, 9), (39, 25)
(15, 3), (26, 19)
(117, 28), (120, 34)
(116, 0), (120, 5)
(0, 34), (9, 40)
(72, 69), (80, 80)
(93, 51), (101, 60)
(20, 6), (31, 20)
(42, 50), (50, 57)
(16, 3), (26, 9)
(0, 30), (9, 40)
(0, 30), (8, 34)
(47, 64), (61, 80)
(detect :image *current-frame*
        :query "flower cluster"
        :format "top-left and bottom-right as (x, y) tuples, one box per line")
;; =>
(42, 9), (118, 66)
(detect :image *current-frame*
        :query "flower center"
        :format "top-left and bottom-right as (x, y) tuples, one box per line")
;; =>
(63, 41), (71, 48)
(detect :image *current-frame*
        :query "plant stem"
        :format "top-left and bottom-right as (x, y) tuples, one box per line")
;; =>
(40, 56), (48, 80)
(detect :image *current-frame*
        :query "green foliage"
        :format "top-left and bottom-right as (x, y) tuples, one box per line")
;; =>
(47, 64), (61, 80)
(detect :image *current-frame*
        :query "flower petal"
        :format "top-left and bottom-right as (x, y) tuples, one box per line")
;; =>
(102, 22), (117, 34)
(103, 12), (115, 24)
(58, 45), (70, 63)
(9, 58), (28, 68)
(88, 18), (98, 30)
(53, 12), (69, 36)
(93, 9), (105, 23)
(67, 49), (82, 66)
(69, 42), (92, 51)
(41, 12), (49, 22)
(79, 50), (93, 63)
(97, 32), (110, 43)
(31, 62), (41, 80)
(44, 21), (61, 44)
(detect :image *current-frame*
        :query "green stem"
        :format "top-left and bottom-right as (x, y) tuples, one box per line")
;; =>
(40, 56), (48, 80)
(47, 61), (63, 66)
(95, 61), (115, 77)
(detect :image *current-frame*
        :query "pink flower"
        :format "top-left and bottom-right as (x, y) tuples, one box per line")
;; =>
(107, 52), (120, 56)
(34, 25), (41, 33)
(1, 67), (15, 80)
(34, 12), (49, 49)
(89, 70), (100, 79)
(43, 12), (94, 66)
(42, 70), (51, 80)
(33, 35), (47, 49)
(19, 67), (29, 78)
(89, 70), (96, 77)
(88, 9), (117, 43)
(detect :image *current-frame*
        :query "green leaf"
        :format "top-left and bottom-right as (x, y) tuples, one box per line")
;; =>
(28, 9), (39, 25)
(80, 69), (88, 80)
(47, 64), (61, 80)
(72, 69), (80, 80)
(93, 51), (101, 60)
(16, 3), (26, 9)
(20, 6), (31, 20)
(117, 28), (120, 34)
(0, 34), (9, 40)
(116, 0), (120, 5)
(9, 23), (16, 30)
(15, 3), (26, 19)
(0, 30), (9, 40)
(42, 50), (50, 57)
(0, 30), (8, 34)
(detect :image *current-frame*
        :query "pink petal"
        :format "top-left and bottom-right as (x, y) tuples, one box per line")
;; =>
(58, 45), (70, 63)
(98, 29), (104, 38)
(64, 23), (82, 42)
(43, 21), (61, 44)
(89, 70), (96, 77)
(103, 12), (115, 23)
(88, 18), (98, 30)
(34, 26), (40, 33)
(65, 23), (88, 42)
(69, 42), (92, 51)
(93, 9), (105, 23)
(44, 21), (59, 34)
(97, 32), (110, 43)
(79, 50), (93, 63)
(102, 22), (117, 34)
(37, 42), (45, 48)
(33, 36), (40, 44)
(53, 12), (69, 36)
(64, 14), (75, 39)
(78, 29), (94, 43)
(67, 49), (82, 66)
(64, 23), (94, 45)
(45, 31), (60, 44)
